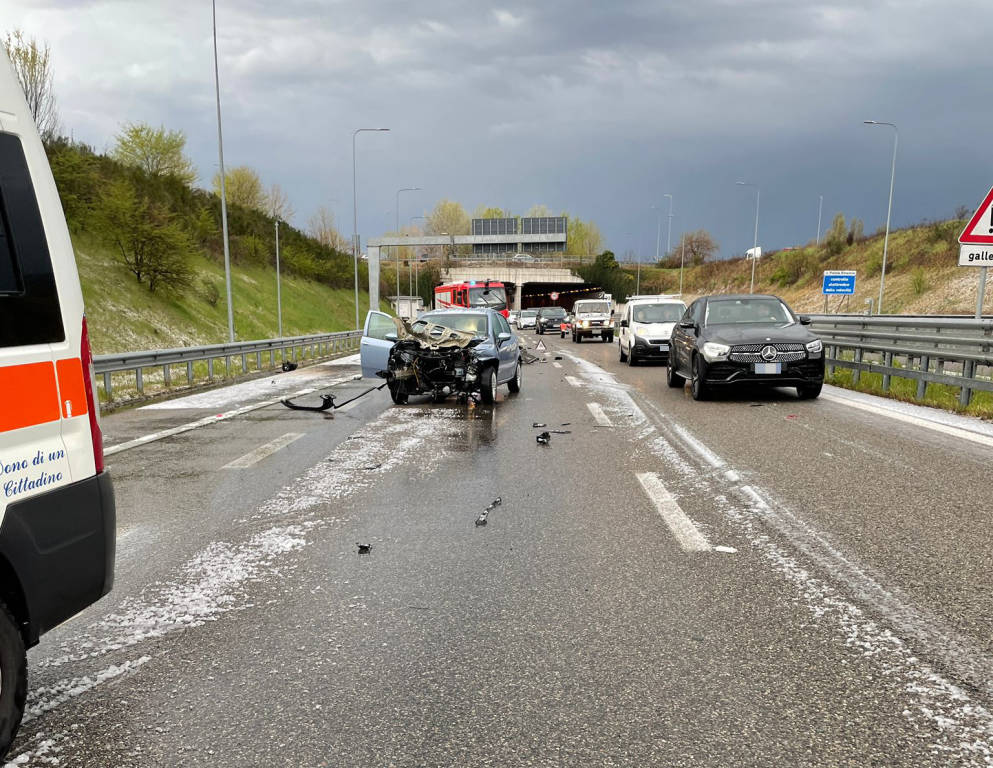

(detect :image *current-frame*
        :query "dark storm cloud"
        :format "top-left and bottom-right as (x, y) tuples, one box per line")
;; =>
(6, 0), (991, 260)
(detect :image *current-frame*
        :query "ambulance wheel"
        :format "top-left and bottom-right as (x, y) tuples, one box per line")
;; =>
(0, 601), (26, 762)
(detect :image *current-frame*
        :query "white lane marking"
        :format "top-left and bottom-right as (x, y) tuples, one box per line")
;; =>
(552, 362), (563, 369)
(105, 374), (360, 455)
(223, 433), (304, 469)
(636, 472), (712, 552)
(587, 402), (613, 427)
(564, 375), (581, 387)
(820, 391), (993, 450)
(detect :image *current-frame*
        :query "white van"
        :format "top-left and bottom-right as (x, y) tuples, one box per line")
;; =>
(0, 50), (115, 758)
(617, 295), (686, 365)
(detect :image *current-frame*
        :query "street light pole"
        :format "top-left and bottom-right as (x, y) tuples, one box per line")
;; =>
(410, 216), (426, 301)
(816, 195), (824, 246)
(864, 120), (898, 314)
(737, 181), (761, 293)
(275, 220), (282, 338)
(352, 127), (390, 329)
(211, 0), (234, 342)
(651, 205), (661, 264)
(679, 234), (686, 296)
(395, 187), (421, 301)
(664, 193), (673, 258)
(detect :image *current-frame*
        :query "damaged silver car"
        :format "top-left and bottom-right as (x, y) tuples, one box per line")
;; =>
(360, 309), (523, 404)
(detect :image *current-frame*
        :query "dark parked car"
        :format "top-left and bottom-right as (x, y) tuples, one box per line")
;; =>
(360, 309), (522, 405)
(535, 306), (568, 334)
(667, 294), (824, 401)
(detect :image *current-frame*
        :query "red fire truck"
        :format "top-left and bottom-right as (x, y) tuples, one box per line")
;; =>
(433, 280), (509, 318)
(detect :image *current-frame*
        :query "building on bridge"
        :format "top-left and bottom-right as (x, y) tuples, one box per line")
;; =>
(471, 216), (568, 258)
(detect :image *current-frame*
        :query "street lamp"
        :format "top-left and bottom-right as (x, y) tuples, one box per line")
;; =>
(736, 181), (761, 293)
(211, 0), (234, 342)
(274, 219), (282, 338)
(664, 193), (674, 258)
(816, 194), (824, 246)
(651, 205), (662, 264)
(864, 120), (898, 314)
(352, 127), (390, 329)
(410, 216), (426, 298)
(395, 187), (421, 300)
(679, 233), (686, 296)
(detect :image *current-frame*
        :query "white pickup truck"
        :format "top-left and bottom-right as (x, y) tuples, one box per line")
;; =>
(571, 299), (614, 343)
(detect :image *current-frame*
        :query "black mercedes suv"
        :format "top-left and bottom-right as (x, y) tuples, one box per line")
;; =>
(535, 306), (568, 334)
(667, 294), (824, 401)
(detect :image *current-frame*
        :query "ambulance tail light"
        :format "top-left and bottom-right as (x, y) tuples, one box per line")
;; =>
(80, 316), (105, 473)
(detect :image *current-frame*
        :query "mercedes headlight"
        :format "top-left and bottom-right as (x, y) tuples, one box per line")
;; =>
(702, 342), (730, 362)
(805, 339), (823, 355)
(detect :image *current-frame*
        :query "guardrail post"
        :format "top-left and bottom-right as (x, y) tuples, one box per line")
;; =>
(208, 358), (214, 379)
(882, 352), (893, 392)
(225, 356), (232, 377)
(916, 355), (929, 400)
(256, 351), (262, 369)
(163, 364), (171, 387)
(960, 360), (975, 408)
(186, 361), (193, 384)
(103, 372), (112, 400)
(135, 367), (144, 395)
(269, 350), (275, 367)
(852, 348), (863, 385)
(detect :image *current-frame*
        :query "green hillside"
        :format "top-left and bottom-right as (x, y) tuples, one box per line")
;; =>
(75, 231), (386, 354)
(626, 218), (989, 316)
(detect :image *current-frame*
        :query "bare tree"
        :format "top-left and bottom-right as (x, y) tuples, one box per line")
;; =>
(308, 206), (347, 251)
(3, 30), (60, 140)
(264, 183), (294, 222)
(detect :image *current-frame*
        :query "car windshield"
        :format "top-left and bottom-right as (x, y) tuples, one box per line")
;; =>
(541, 307), (566, 317)
(576, 302), (609, 314)
(704, 298), (795, 326)
(468, 286), (507, 310)
(632, 304), (684, 323)
(520, 310), (537, 318)
(416, 313), (489, 336)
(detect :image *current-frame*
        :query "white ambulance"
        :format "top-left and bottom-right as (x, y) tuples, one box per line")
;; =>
(0, 49), (115, 757)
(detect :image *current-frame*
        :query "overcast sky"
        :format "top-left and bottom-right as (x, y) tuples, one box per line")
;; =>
(4, 0), (991, 260)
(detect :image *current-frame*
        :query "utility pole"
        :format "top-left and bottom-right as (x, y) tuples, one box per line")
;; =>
(212, 0), (234, 342)
(275, 220), (282, 338)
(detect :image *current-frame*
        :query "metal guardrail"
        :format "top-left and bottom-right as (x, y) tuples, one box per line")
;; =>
(94, 330), (362, 400)
(807, 314), (993, 406)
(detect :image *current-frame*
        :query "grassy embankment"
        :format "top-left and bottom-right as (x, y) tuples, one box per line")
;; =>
(625, 220), (993, 418)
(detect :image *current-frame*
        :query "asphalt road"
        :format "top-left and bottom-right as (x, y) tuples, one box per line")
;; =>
(6, 338), (993, 767)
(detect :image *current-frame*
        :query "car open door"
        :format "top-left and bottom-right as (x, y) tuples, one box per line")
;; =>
(360, 311), (398, 379)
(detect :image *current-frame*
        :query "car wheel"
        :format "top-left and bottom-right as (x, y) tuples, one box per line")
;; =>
(691, 355), (709, 401)
(797, 383), (823, 400)
(628, 347), (637, 366)
(618, 343), (627, 362)
(388, 382), (408, 404)
(508, 361), (522, 393)
(479, 366), (497, 404)
(0, 601), (27, 763)
(667, 356), (685, 388)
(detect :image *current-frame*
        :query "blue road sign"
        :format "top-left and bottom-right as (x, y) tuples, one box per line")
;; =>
(822, 270), (856, 295)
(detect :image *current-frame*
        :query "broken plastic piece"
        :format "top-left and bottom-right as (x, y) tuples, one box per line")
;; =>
(281, 361), (298, 372)
(554, 356), (563, 361)
(536, 431), (550, 445)
(356, 543), (372, 555)
(281, 394), (335, 412)
(548, 430), (572, 434)
(474, 515), (488, 527)
(532, 422), (547, 428)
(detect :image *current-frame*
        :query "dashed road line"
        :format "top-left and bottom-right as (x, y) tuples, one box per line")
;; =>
(223, 433), (304, 469)
(587, 402), (613, 427)
(105, 374), (360, 456)
(564, 375), (581, 387)
(636, 472), (712, 552)
(552, 362), (563, 369)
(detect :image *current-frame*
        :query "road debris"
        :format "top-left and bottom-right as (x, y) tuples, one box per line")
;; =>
(476, 498), (502, 526)
(356, 543), (372, 555)
(281, 361), (298, 372)
(532, 422), (547, 428)
(281, 394), (336, 412)
(536, 431), (551, 445)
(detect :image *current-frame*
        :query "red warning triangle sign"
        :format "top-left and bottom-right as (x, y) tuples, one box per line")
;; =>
(959, 186), (993, 245)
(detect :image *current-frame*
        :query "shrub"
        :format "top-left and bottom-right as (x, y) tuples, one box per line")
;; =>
(911, 267), (928, 295)
(201, 279), (220, 307)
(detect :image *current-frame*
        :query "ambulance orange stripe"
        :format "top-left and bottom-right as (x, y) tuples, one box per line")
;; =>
(56, 358), (88, 419)
(0, 361), (61, 432)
